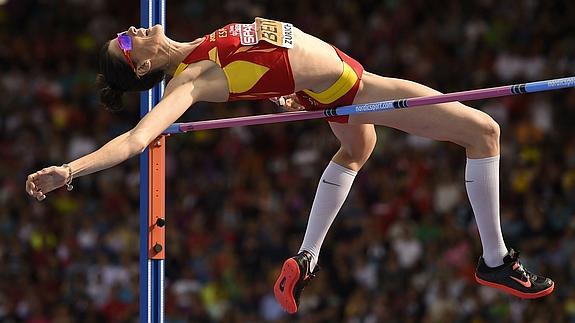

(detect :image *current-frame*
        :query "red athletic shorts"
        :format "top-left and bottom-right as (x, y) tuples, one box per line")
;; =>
(295, 46), (364, 123)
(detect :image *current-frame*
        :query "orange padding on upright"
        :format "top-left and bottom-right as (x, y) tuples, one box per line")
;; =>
(149, 136), (166, 260)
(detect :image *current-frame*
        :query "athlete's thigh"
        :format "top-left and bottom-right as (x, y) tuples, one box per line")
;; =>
(350, 72), (491, 144)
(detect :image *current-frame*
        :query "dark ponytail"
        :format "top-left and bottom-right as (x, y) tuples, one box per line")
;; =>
(95, 74), (125, 112)
(97, 40), (165, 111)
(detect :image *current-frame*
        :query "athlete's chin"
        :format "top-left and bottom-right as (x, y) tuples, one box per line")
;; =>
(151, 24), (164, 36)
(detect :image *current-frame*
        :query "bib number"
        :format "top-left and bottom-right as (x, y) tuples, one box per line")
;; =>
(235, 18), (294, 48)
(256, 18), (294, 48)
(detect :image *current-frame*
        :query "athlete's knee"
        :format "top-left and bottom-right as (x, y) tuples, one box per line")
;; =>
(468, 112), (500, 153)
(478, 113), (500, 141)
(339, 131), (376, 165)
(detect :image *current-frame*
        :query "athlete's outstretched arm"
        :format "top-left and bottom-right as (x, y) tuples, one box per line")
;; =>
(26, 81), (198, 201)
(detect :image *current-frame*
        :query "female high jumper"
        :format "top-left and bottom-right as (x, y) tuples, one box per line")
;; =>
(25, 18), (554, 314)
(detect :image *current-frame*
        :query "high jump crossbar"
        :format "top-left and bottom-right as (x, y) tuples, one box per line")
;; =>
(164, 76), (575, 134)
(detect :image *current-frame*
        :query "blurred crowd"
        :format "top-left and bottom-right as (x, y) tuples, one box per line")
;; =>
(2, 0), (575, 322)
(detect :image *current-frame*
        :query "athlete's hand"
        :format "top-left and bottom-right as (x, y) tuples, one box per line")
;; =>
(270, 94), (305, 111)
(26, 166), (69, 201)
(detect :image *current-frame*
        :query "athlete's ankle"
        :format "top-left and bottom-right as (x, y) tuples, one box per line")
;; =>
(483, 255), (505, 268)
(298, 250), (316, 271)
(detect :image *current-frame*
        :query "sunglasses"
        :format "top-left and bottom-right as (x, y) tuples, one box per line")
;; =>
(116, 32), (139, 77)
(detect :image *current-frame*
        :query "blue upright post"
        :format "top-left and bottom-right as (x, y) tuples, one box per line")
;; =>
(140, 1), (165, 322)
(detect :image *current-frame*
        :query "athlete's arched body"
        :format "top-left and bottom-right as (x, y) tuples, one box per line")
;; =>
(25, 18), (554, 314)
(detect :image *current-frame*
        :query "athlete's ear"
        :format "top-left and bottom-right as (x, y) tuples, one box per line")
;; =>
(136, 59), (152, 77)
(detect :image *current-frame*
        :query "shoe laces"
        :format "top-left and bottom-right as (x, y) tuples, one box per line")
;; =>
(514, 262), (530, 280)
(510, 251), (536, 281)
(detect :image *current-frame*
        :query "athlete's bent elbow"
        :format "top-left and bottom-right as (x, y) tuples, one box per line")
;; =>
(129, 134), (150, 154)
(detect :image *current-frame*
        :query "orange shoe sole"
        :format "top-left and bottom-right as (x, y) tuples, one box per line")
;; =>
(274, 258), (301, 314)
(475, 274), (555, 299)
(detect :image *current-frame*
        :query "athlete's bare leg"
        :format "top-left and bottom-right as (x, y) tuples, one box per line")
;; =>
(352, 73), (507, 267)
(351, 73), (499, 158)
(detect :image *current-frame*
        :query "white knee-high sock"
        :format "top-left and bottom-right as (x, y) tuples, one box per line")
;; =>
(299, 161), (357, 270)
(465, 155), (508, 267)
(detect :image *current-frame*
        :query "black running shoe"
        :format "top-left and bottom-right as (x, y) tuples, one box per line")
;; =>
(274, 251), (319, 314)
(475, 249), (554, 299)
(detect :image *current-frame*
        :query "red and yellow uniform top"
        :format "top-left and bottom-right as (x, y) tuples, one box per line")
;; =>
(175, 17), (364, 122)
(175, 18), (296, 100)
